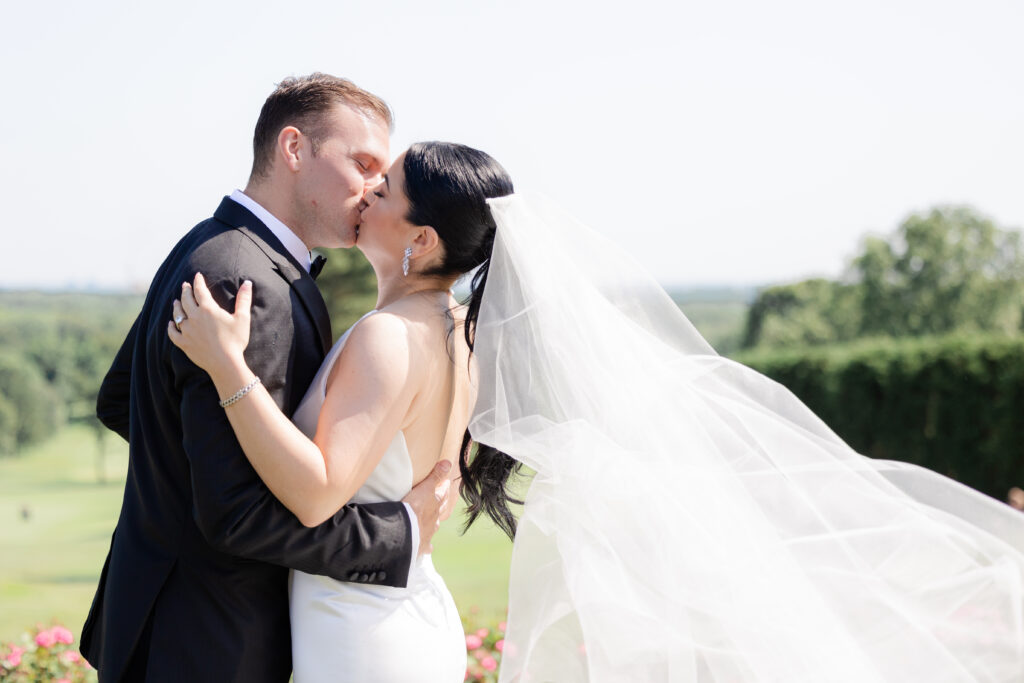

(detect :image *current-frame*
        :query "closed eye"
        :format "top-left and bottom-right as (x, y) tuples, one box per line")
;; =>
(374, 191), (385, 199)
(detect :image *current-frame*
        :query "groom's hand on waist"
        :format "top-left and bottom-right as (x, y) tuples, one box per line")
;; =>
(402, 460), (452, 555)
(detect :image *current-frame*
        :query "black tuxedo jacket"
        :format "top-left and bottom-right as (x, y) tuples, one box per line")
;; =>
(80, 198), (413, 682)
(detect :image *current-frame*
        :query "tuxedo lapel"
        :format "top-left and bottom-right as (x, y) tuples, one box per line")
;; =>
(213, 198), (333, 355)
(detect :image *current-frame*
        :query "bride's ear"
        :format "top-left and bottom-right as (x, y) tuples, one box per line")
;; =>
(411, 225), (442, 261)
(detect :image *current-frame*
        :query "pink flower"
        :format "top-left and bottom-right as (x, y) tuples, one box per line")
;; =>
(56, 679), (71, 683)
(476, 627), (489, 639)
(52, 626), (74, 645)
(481, 655), (498, 671)
(495, 638), (505, 652)
(498, 621), (507, 631)
(35, 628), (57, 648)
(465, 634), (483, 650)
(473, 648), (488, 661)
(5, 651), (22, 668)
(60, 650), (81, 664)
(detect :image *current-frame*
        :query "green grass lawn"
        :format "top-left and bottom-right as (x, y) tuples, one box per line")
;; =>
(0, 424), (512, 643)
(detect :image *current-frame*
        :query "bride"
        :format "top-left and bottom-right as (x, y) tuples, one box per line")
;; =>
(171, 142), (1024, 682)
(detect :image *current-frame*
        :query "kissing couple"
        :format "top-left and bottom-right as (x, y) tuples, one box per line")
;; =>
(82, 73), (1024, 682)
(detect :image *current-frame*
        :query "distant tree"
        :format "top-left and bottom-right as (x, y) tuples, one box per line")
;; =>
(0, 352), (62, 454)
(88, 414), (109, 483)
(742, 206), (1024, 349)
(742, 279), (860, 348)
(852, 206), (1024, 337)
(0, 395), (16, 455)
(313, 247), (379, 339)
(853, 234), (901, 336)
(0, 292), (140, 456)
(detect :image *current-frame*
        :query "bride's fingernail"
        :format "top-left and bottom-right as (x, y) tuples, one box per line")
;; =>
(243, 280), (252, 288)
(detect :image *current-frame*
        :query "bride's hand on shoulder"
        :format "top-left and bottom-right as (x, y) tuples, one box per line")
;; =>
(167, 273), (253, 374)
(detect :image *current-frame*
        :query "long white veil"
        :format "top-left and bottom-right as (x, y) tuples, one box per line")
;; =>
(468, 194), (1024, 683)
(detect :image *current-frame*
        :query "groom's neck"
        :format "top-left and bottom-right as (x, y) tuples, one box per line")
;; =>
(242, 180), (312, 250)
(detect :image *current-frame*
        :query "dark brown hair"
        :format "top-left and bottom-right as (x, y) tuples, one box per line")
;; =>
(249, 73), (394, 180)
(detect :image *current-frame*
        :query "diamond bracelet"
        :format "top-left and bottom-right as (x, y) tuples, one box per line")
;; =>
(219, 376), (262, 408)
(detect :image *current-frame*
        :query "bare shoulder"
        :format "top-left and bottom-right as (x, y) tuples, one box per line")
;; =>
(321, 312), (419, 396)
(345, 296), (469, 370)
(344, 311), (414, 361)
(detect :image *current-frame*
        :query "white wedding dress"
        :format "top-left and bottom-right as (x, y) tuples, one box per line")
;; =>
(288, 311), (466, 683)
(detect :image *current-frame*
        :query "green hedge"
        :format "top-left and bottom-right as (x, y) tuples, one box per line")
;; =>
(733, 334), (1024, 501)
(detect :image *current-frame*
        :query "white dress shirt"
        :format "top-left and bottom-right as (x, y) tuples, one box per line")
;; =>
(227, 189), (421, 564)
(230, 190), (311, 272)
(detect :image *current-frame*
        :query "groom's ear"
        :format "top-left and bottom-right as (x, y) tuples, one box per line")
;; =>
(277, 126), (304, 172)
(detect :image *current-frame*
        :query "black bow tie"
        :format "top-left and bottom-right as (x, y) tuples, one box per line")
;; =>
(310, 254), (327, 280)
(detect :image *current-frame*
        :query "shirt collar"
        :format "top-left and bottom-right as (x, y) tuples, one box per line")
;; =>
(229, 189), (311, 273)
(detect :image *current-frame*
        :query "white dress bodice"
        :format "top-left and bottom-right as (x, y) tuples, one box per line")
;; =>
(287, 311), (466, 682)
(291, 311), (414, 504)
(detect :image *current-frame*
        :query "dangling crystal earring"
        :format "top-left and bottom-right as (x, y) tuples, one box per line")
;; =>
(402, 247), (413, 277)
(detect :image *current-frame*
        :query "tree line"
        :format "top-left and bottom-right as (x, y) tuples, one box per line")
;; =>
(0, 292), (142, 456)
(2, 204), (1020, 464)
(0, 250), (377, 457)
(741, 205), (1024, 349)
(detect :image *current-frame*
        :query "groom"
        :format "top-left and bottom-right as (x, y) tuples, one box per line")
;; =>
(80, 74), (451, 682)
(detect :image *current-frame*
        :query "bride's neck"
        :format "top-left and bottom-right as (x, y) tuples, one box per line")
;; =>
(375, 274), (455, 310)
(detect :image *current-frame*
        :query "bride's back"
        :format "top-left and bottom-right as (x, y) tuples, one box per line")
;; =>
(330, 292), (476, 484)
(390, 294), (476, 483)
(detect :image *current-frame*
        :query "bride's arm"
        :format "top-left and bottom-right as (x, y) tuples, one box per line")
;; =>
(168, 274), (418, 527)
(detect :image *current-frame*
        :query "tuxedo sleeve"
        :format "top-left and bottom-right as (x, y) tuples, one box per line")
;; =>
(171, 274), (414, 588)
(96, 315), (140, 441)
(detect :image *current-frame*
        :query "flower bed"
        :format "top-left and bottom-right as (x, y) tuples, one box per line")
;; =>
(463, 611), (506, 682)
(3, 617), (510, 681)
(1, 625), (95, 682)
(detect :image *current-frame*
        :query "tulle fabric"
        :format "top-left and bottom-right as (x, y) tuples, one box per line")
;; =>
(468, 194), (1024, 682)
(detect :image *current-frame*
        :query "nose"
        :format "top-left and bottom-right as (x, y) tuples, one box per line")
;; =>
(359, 187), (376, 212)
(365, 171), (384, 191)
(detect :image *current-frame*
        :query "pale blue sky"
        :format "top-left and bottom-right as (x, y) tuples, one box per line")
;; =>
(1, 0), (1021, 290)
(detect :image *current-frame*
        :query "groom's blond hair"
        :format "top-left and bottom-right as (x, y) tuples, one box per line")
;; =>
(249, 73), (393, 180)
